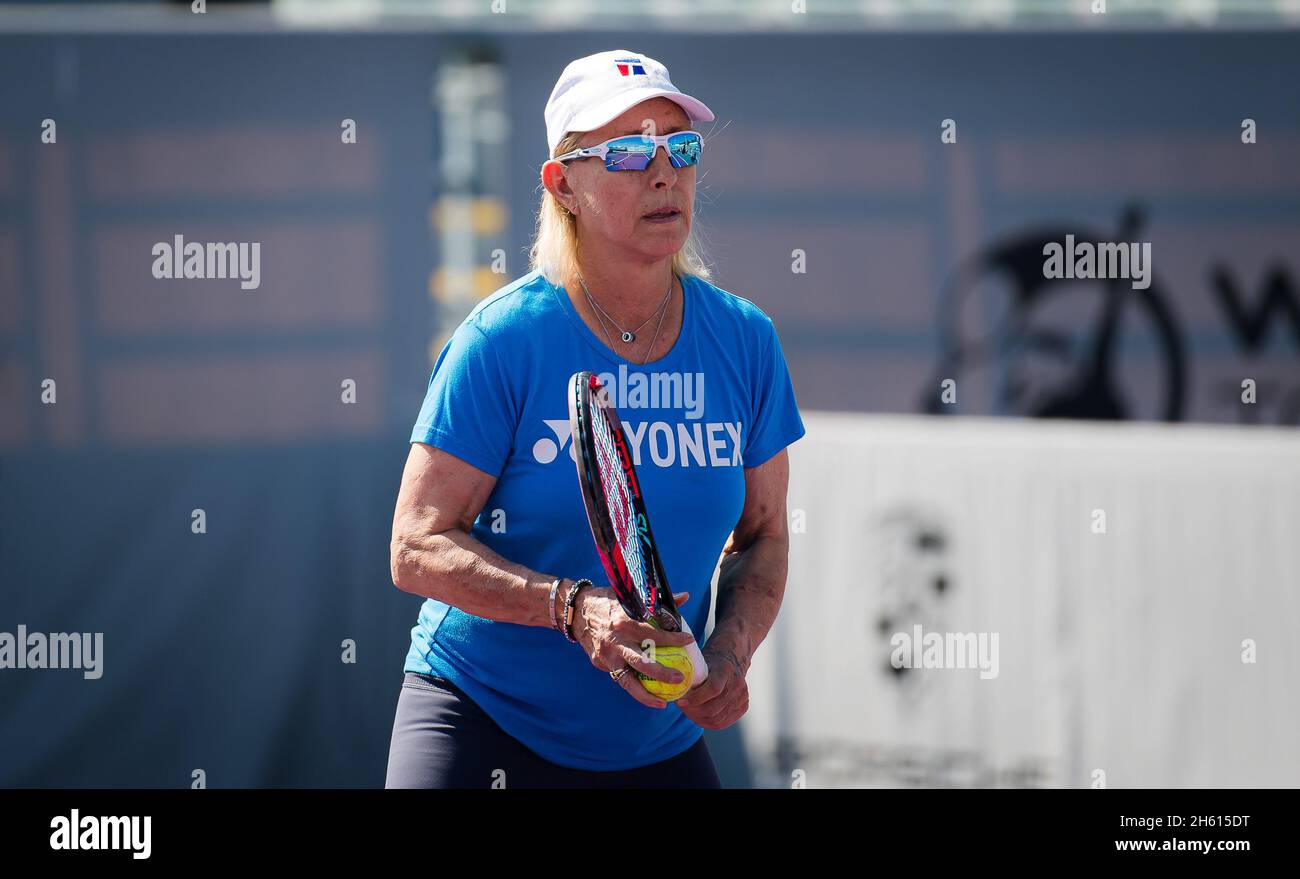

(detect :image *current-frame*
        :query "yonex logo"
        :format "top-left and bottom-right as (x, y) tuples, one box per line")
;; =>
(531, 371), (738, 467)
(531, 417), (743, 468)
(533, 419), (576, 464)
(614, 58), (646, 76)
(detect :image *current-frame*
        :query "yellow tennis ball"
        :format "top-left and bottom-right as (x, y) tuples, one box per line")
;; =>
(636, 645), (695, 702)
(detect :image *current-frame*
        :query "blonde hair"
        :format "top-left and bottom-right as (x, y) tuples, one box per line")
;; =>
(529, 130), (712, 286)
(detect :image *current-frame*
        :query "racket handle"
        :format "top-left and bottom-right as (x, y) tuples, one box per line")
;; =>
(679, 617), (709, 687)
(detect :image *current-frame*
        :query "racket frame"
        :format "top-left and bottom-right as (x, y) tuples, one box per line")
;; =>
(568, 371), (684, 633)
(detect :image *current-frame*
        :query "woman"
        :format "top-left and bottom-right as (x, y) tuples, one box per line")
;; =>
(385, 49), (805, 788)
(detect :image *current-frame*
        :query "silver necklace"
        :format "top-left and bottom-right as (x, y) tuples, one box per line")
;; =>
(578, 274), (673, 344)
(583, 277), (674, 366)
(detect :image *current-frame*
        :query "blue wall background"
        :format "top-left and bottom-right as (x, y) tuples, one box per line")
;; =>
(1, 28), (1297, 786)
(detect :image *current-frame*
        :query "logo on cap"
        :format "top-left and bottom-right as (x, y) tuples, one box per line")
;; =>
(614, 57), (646, 76)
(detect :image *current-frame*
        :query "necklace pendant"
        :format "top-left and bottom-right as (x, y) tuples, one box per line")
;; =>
(621, 330), (635, 343)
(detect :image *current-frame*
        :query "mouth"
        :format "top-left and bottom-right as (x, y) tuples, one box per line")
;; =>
(642, 207), (682, 222)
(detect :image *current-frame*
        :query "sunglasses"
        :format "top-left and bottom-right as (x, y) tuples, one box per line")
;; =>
(552, 130), (703, 172)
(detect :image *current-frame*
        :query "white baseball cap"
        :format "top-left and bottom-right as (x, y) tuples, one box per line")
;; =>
(544, 49), (715, 158)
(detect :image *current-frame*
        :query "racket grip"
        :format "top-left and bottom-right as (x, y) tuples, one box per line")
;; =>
(679, 618), (709, 687)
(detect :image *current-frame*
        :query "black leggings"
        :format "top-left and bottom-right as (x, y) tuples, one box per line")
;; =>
(384, 673), (722, 789)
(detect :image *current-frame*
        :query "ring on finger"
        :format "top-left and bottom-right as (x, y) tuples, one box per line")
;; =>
(609, 666), (631, 682)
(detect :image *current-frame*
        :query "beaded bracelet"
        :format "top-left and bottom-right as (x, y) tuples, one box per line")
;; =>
(561, 578), (592, 643)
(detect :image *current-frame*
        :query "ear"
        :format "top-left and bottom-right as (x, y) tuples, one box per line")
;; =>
(541, 160), (579, 215)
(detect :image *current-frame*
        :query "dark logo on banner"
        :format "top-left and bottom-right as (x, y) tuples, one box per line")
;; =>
(923, 207), (1187, 421)
(873, 507), (953, 702)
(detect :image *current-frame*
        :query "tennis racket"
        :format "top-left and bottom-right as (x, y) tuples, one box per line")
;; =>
(567, 370), (709, 687)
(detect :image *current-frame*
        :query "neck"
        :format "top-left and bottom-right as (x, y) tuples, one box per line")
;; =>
(571, 250), (676, 324)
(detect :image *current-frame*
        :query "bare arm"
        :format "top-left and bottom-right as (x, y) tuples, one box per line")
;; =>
(389, 441), (695, 706)
(389, 442), (557, 627)
(707, 448), (792, 677)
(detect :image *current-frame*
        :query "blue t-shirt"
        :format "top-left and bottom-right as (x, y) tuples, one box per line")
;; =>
(403, 269), (805, 770)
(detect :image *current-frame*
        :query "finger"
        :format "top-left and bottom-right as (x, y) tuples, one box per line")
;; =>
(677, 673), (725, 707)
(593, 648), (627, 675)
(631, 622), (696, 649)
(708, 701), (749, 729)
(679, 700), (731, 729)
(613, 666), (667, 709)
(699, 712), (739, 731)
(691, 687), (748, 724)
(689, 697), (739, 726)
(585, 640), (622, 673)
(617, 645), (684, 685)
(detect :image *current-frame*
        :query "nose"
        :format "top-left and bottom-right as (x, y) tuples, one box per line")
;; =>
(647, 145), (679, 187)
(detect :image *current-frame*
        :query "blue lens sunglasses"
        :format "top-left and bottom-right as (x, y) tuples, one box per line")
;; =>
(551, 130), (703, 172)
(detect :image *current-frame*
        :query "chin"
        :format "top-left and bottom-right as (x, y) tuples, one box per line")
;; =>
(634, 244), (687, 264)
(635, 231), (689, 257)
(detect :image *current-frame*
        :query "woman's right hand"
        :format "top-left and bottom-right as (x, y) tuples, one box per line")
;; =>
(569, 583), (698, 709)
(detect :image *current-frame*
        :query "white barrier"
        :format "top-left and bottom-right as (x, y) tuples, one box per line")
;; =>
(737, 413), (1300, 788)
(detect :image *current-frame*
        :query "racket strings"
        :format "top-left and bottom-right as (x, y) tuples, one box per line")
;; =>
(589, 401), (650, 608)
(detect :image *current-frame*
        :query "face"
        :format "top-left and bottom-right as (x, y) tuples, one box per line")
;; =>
(542, 97), (696, 266)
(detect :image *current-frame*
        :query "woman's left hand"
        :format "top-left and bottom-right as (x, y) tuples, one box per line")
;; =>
(675, 643), (749, 730)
